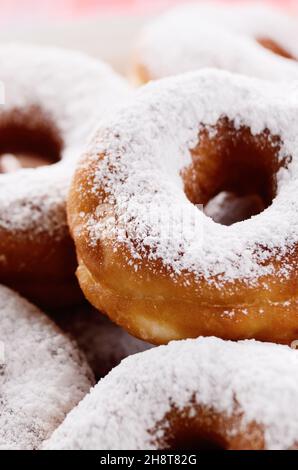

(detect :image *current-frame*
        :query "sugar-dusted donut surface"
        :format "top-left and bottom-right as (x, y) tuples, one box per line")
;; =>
(0, 44), (130, 307)
(0, 284), (93, 450)
(43, 337), (298, 450)
(68, 69), (298, 344)
(134, 2), (298, 83)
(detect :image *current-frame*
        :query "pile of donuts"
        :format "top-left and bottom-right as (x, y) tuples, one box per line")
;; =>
(2, 1), (298, 451)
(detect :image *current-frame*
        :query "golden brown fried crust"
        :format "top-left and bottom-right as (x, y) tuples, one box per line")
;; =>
(68, 120), (298, 345)
(0, 226), (83, 308)
(132, 59), (152, 85)
(257, 37), (296, 61)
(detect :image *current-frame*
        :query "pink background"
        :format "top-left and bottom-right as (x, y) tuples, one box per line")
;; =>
(0, 0), (296, 21)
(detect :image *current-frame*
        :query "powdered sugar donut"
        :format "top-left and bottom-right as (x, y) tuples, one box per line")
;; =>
(51, 303), (151, 380)
(0, 44), (130, 308)
(43, 337), (298, 450)
(0, 284), (93, 450)
(68, 69), (298, 344)
(133, 2), (298, 83)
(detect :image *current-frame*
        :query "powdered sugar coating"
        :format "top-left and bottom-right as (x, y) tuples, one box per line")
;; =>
(136, 2), (298, 81)
(43, 337), (298, 450)
(0, 284), (94, 450)
(0, 44), (130, 238)
(78, 69), (298, 285)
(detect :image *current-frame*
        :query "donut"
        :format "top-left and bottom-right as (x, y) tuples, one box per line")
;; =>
(68, 69), (298, 345)
(51, 303), (152, 380)
(0, 284), (93, 449)
(0, 44), (130, 308)
(43, 337), (298, 450)
(133, 2), (298, 84)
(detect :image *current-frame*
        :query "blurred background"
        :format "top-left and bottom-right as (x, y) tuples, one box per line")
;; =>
(0, 0), (295, 73)
(0, 0), (295, 20)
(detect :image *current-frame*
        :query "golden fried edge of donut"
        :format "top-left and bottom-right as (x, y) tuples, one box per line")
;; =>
(67, 147), (298, 345)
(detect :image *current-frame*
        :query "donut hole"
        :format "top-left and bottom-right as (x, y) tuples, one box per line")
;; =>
(153, 405), (264, 450)
(154, 407), (229, 450)
(165, 428), (226, 451)
(256, 37), (295, 61)
(182, 117), (286, 225)
(0, 106), (63, 173)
